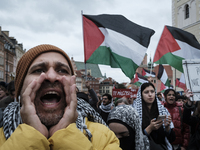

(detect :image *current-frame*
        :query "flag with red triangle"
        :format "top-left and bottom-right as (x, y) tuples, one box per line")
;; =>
(176, 73), (186, 91)
(133, 73), (148, 86)
(153, 25), (200, 72)
(142, 68), (156, 78)
(83, 14), (155, 79)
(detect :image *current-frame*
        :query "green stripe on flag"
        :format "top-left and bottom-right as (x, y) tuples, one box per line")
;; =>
(87, 46), (138, 79)
(154, 52), (184, 72)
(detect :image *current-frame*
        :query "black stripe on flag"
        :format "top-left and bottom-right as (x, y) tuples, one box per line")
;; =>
(143, 68), (156, 75)
(83, 14), (155, 48)
(157, 64), (164, 80)
(166, 26), (200, 50)
(137, 73), (148, 81)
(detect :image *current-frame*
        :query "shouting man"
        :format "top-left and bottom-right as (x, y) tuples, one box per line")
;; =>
(0, 44), (121, 150)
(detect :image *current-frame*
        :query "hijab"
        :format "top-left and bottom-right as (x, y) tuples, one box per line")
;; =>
(107, 105), (150, 150)
(132, 83), (174, 150)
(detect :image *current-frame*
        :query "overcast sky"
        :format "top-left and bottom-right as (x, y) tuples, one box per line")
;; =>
(0, 0), (172, 83)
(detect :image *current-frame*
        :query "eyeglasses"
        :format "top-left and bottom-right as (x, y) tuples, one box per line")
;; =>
(102, 98), (108, 100)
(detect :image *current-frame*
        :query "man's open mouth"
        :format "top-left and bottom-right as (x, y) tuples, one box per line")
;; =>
(40, 91), (61, 105)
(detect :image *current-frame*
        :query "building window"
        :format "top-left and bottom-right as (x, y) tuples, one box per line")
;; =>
(185, 4), (189, 19)
(0, 70), (4, 79)
(0, 56), (4, 66)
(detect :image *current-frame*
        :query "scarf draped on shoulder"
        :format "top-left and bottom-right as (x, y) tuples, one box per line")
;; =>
(3, 98), (106, 140)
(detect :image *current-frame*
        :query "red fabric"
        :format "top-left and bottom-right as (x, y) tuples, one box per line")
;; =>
(142, 68), (146, 76)
(160, 82), (166, 91)
(176, 78), (186, 91)
(153, 26), (181, 62)
(164, 102), (190, 148)
(83, 16), (104, 63)
(133, 73), (139, 83)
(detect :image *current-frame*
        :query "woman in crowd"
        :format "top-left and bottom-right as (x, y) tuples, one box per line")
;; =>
(107, 104), (150, 150)
(115, 97), (129, 106)
(163, 89), (190, 150)
(132, 82), (175, 150)
(183, 90), (200, 150)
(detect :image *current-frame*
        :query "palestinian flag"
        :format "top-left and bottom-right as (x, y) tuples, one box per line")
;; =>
(83, 14), (155, 79)
(153, 25), (200, 72)
(157, 64), (171, 90)
(160, 82), (168, 92)
(142, 68), (156, 78)
(133, 73), (148, 86)
(160, 82), (173, 93)
(176, 73), (186, 91)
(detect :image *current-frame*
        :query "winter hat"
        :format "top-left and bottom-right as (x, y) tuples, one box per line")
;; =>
(15, 44), (74, 101)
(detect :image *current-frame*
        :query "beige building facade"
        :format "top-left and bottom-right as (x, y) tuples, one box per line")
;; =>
(172, 0), (200, 91)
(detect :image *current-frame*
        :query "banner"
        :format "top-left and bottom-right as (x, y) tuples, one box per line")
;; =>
(182, 59), (200, 101)
(112, 89), (138, 98)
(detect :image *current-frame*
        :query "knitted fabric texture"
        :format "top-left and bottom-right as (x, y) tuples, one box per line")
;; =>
(3, 98), (107, 140)
(107, 105), (150, 150)
(15, 44), (74, 101)
(132, 83), (174, 150)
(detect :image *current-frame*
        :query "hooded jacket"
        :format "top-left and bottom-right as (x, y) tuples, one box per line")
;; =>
(164, 102), (190, 148)
(0, 118), (120, 150)
(0, 98), (121, 150)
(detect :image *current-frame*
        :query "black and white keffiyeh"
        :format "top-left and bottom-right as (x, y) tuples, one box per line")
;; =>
(107, 105), (150, 150)
(132, 83), (174, 150)
(99, 102), (113, 113)
(3, 98), (107, 140)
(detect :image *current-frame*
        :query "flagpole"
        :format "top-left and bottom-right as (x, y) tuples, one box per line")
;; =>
(175, 68), (176, 91)
(150, 58), (153, 74)
(153, 26), (164, 92)
(81, 10), (87, 81)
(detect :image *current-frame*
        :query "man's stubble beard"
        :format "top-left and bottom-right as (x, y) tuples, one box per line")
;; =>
(34, 81), (67, 129)
(35, 102), (66, 129)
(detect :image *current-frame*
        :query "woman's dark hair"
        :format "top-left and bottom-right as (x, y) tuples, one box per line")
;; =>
(141, 82), (155, 94)
(163, 89), (176, 100)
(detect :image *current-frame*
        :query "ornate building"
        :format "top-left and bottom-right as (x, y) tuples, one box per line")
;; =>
(0, 26), (25, 82)
(172, 0), (200, 91)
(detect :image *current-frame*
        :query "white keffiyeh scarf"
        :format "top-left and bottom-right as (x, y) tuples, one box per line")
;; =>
(132, 83), (174, 150)
(3, 98), (107, 141)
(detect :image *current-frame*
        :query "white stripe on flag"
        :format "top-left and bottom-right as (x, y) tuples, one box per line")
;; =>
(179, 73), (185, 84)
(145, 72), (155, 77)
(172, 40), (200, 59)
(160, 69), (168, 84)
(99, 27), (146, 66)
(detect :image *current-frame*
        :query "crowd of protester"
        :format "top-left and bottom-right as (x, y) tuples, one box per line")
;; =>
(74, 80), (199, 150)
(0, 44), (200, 150)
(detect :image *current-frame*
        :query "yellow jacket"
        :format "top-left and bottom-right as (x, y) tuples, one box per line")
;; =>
(0, 118), (121, 150)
